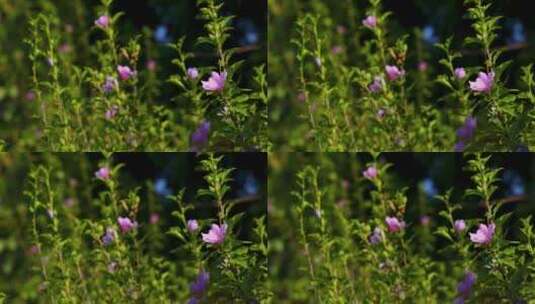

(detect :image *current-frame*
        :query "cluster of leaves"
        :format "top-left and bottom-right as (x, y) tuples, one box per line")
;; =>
(268, 0), (535, 151)
(268, 153), (535, 302)
(169, 0), (268, 151)
(0, 0), (266, 151)
(0, 153), (268, 303)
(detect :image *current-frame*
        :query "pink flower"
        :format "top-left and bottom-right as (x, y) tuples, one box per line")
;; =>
(362, 166), (378, 179)
(377, 108), (386, 119)
(27, 244), (40, 256)
(187, 67), (199, 80)
(469, 71), (494, 93)
(368, 227), (384, 245)
(202, 71), (227, 92)
(454, 219), (466, 233)
(385, 65), (405, 81)
(190, 121), (211, 152)
(102, 227), (117, 246)
(105, 106), (119, 120)
(456, 116), (477, 141)
(420, 215), (431, 226)
(95, 15), (110, 29)
(117, 65), (136, 81)
(150, 213), (160, 224)
(202, 223), (227, 244)
(362, 16), (377, 29)
(454, 68), (466, 80)
(187, 219), (199, 233)
(117, 216), (137, 234)
(385, 216), (406, 233)
(103, 76), (118, 94)
(190, 270), (210, 295)
(297, 92), (307, 102)
(418, 61), (428, 72)
(95, 167), (111, 180)
(368, 76), (384, 93)
(469, 223), (495, 245)
(25, 91), (36, 101)
(146, 59), (157, 72)
(457, 271), (476, 299)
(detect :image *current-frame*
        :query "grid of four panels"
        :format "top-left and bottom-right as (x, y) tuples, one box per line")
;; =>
(1, 0), (535, 303)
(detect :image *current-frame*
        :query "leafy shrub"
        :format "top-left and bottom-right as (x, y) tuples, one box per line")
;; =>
(269, 153), (535, 302)
(269, 0), (535, 151)
(0, 0), (267, 151)
(0, 153), (268, 303)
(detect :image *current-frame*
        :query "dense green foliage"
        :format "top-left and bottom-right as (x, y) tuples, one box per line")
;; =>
(0, 153), (268, 303)
(269, 0), (535, 151)
(269, 153), (535, 302)
(0, 0), (267, 151)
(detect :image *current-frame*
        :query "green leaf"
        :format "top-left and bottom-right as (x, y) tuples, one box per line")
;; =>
(434, 227), (454, 242)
